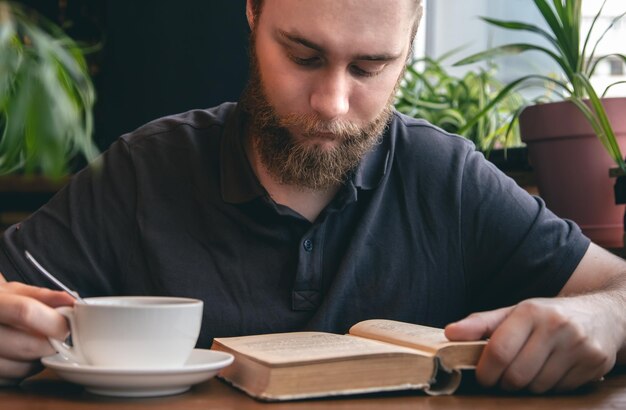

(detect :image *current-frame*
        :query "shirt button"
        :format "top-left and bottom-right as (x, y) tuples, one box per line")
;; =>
(303, 239), (313, 252)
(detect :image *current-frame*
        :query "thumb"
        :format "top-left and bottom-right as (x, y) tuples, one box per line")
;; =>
(445, 306), (513, 341)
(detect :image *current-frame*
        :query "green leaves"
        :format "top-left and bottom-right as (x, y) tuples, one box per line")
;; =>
(395, 56), (525, 153)
(0, 2), (98, 178)
(455, 0), (626, 172)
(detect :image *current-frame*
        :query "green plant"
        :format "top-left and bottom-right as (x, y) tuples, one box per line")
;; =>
(0, 1), (98, 178)
(455, 0), (626, 172)
(395, 53), (526, 153)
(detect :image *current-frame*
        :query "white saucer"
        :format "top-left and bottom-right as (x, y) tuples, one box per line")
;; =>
(41, 348), (234, 398)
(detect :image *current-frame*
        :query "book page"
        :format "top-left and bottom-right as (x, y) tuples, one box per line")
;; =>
(213, 331), (425, 366)
(349, 319), (482, 353)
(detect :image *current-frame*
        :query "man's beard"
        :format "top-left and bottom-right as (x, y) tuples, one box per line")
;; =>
(240, 37), (395, 190)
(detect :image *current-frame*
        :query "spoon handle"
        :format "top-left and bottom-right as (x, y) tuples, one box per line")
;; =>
(24, 251), (86, 304)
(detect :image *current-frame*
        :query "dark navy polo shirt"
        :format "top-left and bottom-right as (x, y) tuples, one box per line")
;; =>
(0, 102), (590, 347)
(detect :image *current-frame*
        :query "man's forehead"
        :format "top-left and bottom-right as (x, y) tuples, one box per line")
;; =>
(260, 0), (416, 23)
(259, 0), (415, 55)
(258, 0), (418, 11)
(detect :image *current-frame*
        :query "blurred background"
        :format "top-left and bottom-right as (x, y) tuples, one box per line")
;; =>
(422, 0), (626, 96)
(18, 0), (250, 151)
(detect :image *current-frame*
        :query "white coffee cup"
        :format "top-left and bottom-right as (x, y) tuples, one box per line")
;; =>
(49, 296), (203, 369)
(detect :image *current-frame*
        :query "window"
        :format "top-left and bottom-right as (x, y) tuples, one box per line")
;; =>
(609, 58), (624, 76)
(423, 0), (626, 96)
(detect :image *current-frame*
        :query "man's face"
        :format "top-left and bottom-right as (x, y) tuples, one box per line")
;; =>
(243, 0), (416, 190)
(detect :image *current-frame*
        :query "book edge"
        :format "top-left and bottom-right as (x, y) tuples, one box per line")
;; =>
(217, 374), (431, 401)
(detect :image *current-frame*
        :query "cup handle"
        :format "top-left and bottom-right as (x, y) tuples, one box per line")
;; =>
(48, 306), (87, 364)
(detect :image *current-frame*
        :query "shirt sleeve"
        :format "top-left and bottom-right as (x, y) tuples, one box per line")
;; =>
(0, 139), (138, 296)
(459, 147), (591, 312)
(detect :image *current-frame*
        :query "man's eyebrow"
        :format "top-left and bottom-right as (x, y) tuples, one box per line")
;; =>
(277, 29), (324, 52)
(353, 53), (402, 62)
(276, 29), (402, 62)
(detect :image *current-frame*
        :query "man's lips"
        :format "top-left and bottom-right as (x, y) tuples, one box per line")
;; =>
(286, 124), (341, 142)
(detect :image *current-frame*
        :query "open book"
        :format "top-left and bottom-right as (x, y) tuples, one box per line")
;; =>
(211, 319), (486, 401)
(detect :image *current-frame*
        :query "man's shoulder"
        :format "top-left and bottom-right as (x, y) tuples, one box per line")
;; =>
(390, 111), (475, 160)
(119, 102), (237, 146)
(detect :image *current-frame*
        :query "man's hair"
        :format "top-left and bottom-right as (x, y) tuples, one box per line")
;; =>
(250, 0), (264, 19)
(250, 0), (423, 46)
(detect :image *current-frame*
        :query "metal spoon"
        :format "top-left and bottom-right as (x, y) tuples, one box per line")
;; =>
(24, 251), (87, 304)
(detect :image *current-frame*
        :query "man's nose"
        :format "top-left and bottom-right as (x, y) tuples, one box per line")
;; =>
(309, 70), (350, 120)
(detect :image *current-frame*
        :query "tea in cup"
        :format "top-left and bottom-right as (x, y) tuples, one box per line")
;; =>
(49, 296), (203, 369)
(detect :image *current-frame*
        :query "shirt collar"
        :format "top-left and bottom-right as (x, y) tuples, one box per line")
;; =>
(220, 104), (392, 204)
(351, 125), (391, 190)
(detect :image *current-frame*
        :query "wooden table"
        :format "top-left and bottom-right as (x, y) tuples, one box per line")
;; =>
(2, 367), (625, 410)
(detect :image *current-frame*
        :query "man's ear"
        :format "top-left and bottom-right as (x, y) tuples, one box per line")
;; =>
(246, 0), (256, 30)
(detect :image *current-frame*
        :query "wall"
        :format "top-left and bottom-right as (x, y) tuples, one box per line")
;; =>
(95, 1), (250, 149)
(18, 1), (251, 152)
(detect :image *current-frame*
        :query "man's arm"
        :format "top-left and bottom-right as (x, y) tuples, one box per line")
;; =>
(445, 242), (626, 393)
(0, 272), (74, 382)
(558, 243), (626, 363)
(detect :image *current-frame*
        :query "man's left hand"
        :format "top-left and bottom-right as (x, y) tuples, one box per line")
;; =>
(445, 296), (618, 393)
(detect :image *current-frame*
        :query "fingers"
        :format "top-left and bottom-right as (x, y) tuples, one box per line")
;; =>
(496, 328), (554, 391)
(0, 324), (47, 382)
(0, 282), (75, 307)
(468, 299), (615, 393)
(530, 338), (614, 393)
(0, 325), (57, 361)
(0, 281), (74, 382)
(475, 300), (562, 390)
(0, 292), (70, 340)
(445, 306), (513, 341)
(475, 308), (536, 387)
(552, 360), (610, 392)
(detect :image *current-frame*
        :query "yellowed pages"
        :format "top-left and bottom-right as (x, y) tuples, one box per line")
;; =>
(214, 331), (428, 367)
(349, 319), (485, 356)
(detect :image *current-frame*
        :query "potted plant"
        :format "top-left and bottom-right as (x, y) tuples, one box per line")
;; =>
(0, 1), (98, 178)
(455, 0), (626, 248)
(0, 1), (99, 231)
(396, 53), (527, 154)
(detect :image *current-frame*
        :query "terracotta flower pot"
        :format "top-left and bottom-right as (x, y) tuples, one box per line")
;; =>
(519, 97), (626, 248)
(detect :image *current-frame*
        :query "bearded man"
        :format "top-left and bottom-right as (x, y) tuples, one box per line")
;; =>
(0, 0), (625, 395)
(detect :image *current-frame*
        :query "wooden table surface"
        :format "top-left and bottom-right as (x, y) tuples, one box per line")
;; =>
(2, 367), (625, 410)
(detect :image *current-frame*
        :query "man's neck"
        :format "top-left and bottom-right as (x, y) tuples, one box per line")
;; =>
(245, 136), (341, 223)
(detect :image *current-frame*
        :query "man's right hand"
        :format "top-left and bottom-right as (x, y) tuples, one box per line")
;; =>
(0, 273), (75, 383)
